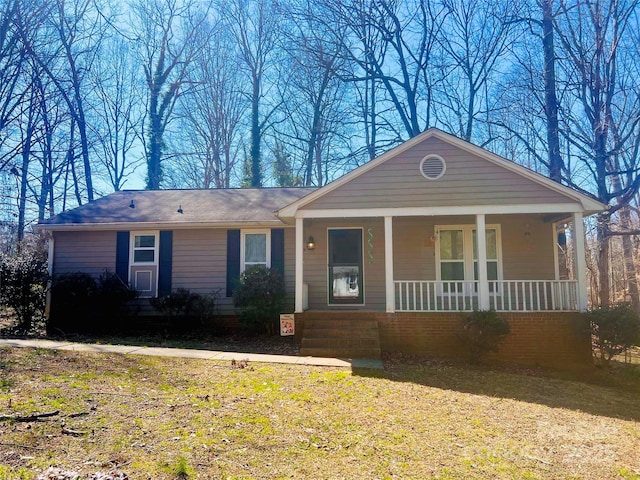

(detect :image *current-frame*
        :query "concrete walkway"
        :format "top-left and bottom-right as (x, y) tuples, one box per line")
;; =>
(0, 338), (384, 369)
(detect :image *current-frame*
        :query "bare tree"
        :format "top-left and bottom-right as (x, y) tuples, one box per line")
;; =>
(552, 0), (640, 309)
(437, 0), (521, 143)
(21, 0), (108, 202)
(222, 0), (282, 187)
(0, 0), (29, 173)
(170, 24), (246, 189)
(540, 0), (563, 183)
(314, 0), (448, 144)
(129, 0), (211, 190)
(90, 34), (144, 191)
(275, 5), (351, 186)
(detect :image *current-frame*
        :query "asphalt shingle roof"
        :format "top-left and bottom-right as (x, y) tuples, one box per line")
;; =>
(39, 188), (317, 226)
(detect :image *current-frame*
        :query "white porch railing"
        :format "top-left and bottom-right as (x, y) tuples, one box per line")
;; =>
(394, 280), (578, 312)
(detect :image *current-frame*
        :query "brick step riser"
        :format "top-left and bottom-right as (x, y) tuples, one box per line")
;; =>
(299, 347), (382, 359)
(303, 328), (379, 339)
(302, 338), (379, 348)
(304, 320), (378, 329)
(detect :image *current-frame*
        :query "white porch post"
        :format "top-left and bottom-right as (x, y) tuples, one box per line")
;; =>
(572, 212), (588, 311)
(476, 214), (490, 310)
(384, 216), (395, 312)
(294, 217), (304, 313)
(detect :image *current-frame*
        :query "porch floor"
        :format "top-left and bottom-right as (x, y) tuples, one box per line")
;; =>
(299, 311), (382, 360)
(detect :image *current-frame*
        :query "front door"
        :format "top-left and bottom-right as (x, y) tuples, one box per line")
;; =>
(328, 228), (363, 304)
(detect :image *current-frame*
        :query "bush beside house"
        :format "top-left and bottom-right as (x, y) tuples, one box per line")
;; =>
(150, 288), (220, 333)
(459, 310), (511, 363)
(48, 271), (138, 334)
(233, 266), (286, 335)
(587, 304), (639, 367)
(0, 238), (49, 334)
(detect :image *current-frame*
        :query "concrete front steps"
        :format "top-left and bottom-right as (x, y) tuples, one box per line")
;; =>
(299, 312), (381, 359)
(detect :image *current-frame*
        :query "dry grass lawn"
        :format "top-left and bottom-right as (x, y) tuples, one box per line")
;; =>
(0, 347), (638, 479)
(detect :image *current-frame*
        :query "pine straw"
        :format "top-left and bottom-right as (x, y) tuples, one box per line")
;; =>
(0, 347), (638, 479)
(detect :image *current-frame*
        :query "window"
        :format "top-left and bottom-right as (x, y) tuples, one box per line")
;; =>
(436, 225), (502, 291)
(132, 233), (157, 264)
(129, 231), (159, 298)
(473, 229), (499, 286)
(241, 230), (271, 271)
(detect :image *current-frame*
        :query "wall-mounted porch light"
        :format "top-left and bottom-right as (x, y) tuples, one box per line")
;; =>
(306, 236), (316, 251)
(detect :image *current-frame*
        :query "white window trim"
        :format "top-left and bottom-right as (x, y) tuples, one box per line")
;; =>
(241, 229), (271, 272)
(435, 224), (503, 287)
(134, 270), (154, 295)
(130, 231), (159, 266)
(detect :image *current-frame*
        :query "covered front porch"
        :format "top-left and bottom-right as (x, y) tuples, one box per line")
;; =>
(292, 211), (589, 314)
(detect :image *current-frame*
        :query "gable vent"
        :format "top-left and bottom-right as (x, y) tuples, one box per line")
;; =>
(419, 155), (446, 180)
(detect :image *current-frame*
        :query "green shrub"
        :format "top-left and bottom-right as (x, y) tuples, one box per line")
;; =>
(460, 310), (511, 363)
(587, 304), (639, 367)
(0, 238), (49, 333)
(233, 265), (286, 335)
(48, 270), (138, 334)
(48, 272), (98, 333)
(95, 270), (139, 327)
(150, 288), (219, 332)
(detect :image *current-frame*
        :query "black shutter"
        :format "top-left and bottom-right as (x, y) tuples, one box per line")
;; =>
(226, 229), (240, 297)
(271, 228), (285, 277)
(158, 230), (173, 296)
(115, 231), (130, 284)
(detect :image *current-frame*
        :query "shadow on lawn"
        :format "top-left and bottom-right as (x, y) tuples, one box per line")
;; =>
(45, 330), (301, 356)
(353, 358), (640, 422)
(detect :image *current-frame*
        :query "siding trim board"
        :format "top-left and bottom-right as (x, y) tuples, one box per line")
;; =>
(295, 203), (586, 219)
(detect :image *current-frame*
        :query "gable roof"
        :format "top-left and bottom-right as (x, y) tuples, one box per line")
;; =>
(38, 187), (317, 230)
(277, 128), (605, 217)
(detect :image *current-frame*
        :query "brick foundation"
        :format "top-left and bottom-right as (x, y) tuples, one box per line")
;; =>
(297, 311), (592, 369)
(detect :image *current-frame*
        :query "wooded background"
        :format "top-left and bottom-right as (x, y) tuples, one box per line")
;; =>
(0, 0), (638, 310)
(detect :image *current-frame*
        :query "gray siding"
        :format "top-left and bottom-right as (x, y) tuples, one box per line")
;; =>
(497, 215), (555, 280)
(53, 231), (116, 277)
(303, 218), (385, 311)
(302, 137), (573, 210)
(172, 229), (228, 306)
(172, 228), (296, 314)
(392, 215), (555, 282)
(52, 216), (555, 315)
(54, 228), (296, 316)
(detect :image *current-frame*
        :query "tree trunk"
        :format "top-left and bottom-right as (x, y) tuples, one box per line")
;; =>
(17, 94), (35, 242)
(597, 212), (611, 308)
(618, 206), (640, 311)
(541, 0), (563, 183)
(250, 76), (261, 187)
(146, 86), (162, 189)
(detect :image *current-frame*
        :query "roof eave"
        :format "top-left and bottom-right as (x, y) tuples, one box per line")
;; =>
(35, 219), (291, 232)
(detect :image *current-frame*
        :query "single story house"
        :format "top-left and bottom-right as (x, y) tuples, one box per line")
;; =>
(37, 129), (605, 367)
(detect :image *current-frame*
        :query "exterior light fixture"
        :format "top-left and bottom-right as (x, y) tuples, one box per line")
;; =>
(129, 200), (135, 208)
(306, 236), (316, 251)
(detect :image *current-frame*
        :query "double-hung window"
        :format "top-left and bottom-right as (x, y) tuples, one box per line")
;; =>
(241, 230), (271, 271)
